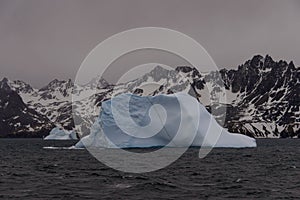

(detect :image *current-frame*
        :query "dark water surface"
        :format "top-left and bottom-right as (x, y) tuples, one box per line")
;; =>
(0, 139), (299, 199)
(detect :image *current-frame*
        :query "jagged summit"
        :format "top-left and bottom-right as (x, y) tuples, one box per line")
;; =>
(0, 78), (53, 137)
(84, 76), (110, 89)
(0, 77), (11, 91)
(40, 78), (73, 91)
(236, 54), (299, 71)
(1, 77), (9, 82)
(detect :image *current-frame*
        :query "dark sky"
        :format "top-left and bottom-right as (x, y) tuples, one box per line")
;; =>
(0, 0), (300, 87)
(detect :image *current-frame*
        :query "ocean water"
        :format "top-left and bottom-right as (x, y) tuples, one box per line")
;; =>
(0, 138), (299, 199)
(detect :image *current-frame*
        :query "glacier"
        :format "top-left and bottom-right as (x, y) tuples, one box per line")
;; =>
(44, 127), (78, 140)
(75, 93), (256, 148)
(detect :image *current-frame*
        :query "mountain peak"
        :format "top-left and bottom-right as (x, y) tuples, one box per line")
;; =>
(176, 66), (194, 73)
(264, 54), (273, 61)
(263, 54), (275, 68)
(241, 54), (296, 71)
(249, 55), (261, 68)
(10, 80), (34, 94)
(1, 77), (9, 83)
(86, 76), (109, 89)
(150, 65), (169, 73)
(0, 77), (11, 91)
(288, 61), (296, 70)
(40, 79), (73, 91)
(142, 65), (171, 81)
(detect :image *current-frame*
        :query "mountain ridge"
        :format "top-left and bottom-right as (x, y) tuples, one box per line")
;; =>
(0, 54), (299, 138)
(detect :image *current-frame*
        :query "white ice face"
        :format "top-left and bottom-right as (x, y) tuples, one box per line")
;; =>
(44, 127), (78, 140)
(76, 92), (256, 149)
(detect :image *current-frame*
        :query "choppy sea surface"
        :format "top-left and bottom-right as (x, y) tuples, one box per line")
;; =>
(0, 138), (299, 199)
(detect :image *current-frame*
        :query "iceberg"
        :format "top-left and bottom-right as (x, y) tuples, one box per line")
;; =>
(44, 127), (78, 140)
(75, 93), (256, 148)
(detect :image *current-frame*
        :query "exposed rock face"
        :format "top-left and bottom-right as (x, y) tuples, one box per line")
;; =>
(0, 78), (53, 137)
(215, 55), (299, 138)
(0, 55), (299, 138)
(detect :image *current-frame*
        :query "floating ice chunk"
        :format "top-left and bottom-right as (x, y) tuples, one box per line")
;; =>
(75, 93), (256, 148)
(44, 127), (78, 140)
(75, 118), (115, 148)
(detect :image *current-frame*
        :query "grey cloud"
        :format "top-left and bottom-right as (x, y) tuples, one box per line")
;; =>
(0, 0), (299, 87)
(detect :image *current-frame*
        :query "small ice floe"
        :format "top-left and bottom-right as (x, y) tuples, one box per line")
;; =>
(44, 127), (78, 140)
(114, 183), (132, 189)
(235, 178), (242, 183)
(43, 146), (84, 150)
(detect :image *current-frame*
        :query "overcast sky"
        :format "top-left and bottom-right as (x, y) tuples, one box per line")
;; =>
(0, 0), (300, 87)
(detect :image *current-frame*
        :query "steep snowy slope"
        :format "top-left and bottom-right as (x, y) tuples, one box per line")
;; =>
(214, 55), (300, 137)
(0, 78), (53, 137)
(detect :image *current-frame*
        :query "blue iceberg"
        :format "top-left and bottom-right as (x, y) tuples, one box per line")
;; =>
(45, 127), (78, 140)
(75, 93), (256, 148)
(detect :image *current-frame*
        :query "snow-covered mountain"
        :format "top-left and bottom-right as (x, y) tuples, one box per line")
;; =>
(207, 55), (299, 138)
(0, 55), (299, 138)
(0, 78), (53, 137)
